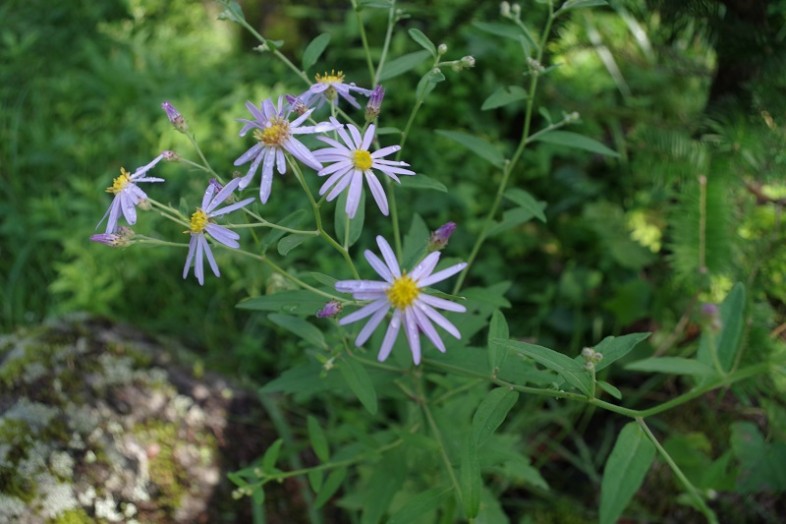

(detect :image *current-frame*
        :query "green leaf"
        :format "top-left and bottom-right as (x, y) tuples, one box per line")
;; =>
(472, 21), (527, 42)
(600, 422), (655, 524)
(487, 207), (540, 236)
(557, 0), (609, 17)
(388, 487), (451, 524)
(532, 130), (619, 157)
(277, 233), (310, 256)
(698, 282), (745, 373)
(491, 338), (592, 396)
(260, 362), (335, 396)
(503, 188), (546, 222)
(408, 28), (436, 56)
(463, 283), (512, 309)
(339, 356), (378, 414)
(335, 189), (364, 248)
(262, 438), (284, 472)
(314, 467), (347, 508)
(488, 310), (510, 370)
(401, 214), (429, 271)
(357, 0), (393, 8)
(379, 50), (431, 81)
(472, 387), (519, 446)
(261, 209), (308, 252)
(307, 415), (330, 462)
(625, 357), (715, 376)
(308, 469), (324, 493)
(597, 380), (622, 400)
(593, 332), (651, 371)
(237, 290), (327, 316)
(307, 272), (337, 287)
(269, 313), (326, 349)
(302, 33), (331, 71)
(482, 85), (528, 110)
(398, 174), (447, 192)
(415, 68), (445, 102)
(460, 435), (481, 518)
(436, 130), (505, 167)
(361, 450), (407, 524)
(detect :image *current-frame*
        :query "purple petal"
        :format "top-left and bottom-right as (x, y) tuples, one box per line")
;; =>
(339, 298), (389, 326)
(377, 311), (401, 361)
(195, 234), (205, 285)
(417, 301), (462, 339)
(183, 235), (197, 279)
(364, 172), (388, 215)
(376, 236), (401, 278)
(363, 250), (394, 282)
(206, 223), (240, 248)
(356, 305), (390, 346)
(410, 252), (441, 282)
(202, 237), (220, 278)
(418, 293), (467, 313)
(418, 262), (468, 288)
(413, 307), (445, 352)
(361, 125), (375, 151)
(210, 197), (254, 218)
(336, 280), (389, 294)
(345, 170), (364, 218)
(403, 308), (422, 365)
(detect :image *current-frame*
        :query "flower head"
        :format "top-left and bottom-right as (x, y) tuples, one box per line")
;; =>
(182, 178), (254, 286)
(90, 227), (135, 247)
(299, 70), (372, 110)
(336, 236), (467, 365)
(313, 117), (415, 218)
(365, 85), (385, 122)
(161, 101), (187, 132)
(428, 222), (457, 251)
(99, 154), (166, 234)
(234, 96), (338, 204)
(316, 300), (343, 319)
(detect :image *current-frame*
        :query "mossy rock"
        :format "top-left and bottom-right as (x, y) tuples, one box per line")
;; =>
(0, 315), (305, 523)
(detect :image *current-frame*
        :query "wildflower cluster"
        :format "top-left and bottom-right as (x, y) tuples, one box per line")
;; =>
(93, 72), (466, 364)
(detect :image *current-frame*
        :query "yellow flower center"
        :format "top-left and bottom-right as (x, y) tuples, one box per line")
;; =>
(352, 150), (373, 171)
(107, 168), (131, 194)
(254, 117), (290, 147)
(188, 209), (209, 234)
(386, 274), (419, 310)
(315, 70), (345, 84)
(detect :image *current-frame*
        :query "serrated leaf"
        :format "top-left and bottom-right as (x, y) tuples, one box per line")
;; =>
(504, 188), (546, 222)
(237, 290), (327, 316)
(532, 130), (619, 157)
(436, 130), (505, 167)
(262, 438), (284, 472)
(302, 33), (331, 71)
(269, 313), (326, 348)
(482, 85), (528, 110)
(339, 357), (378, 414)
(488, 310), (510, 370)
(314, 467), (347, 508)
(408, 28), (436, 56)
(277, 233), (310, 256)
(472, 387), (519, 446)
(398, 174), (447, 192)
(593, 332), (651, 371)
(625, 357), (715, 376)
(491, 337), (592, 396)
(335, 189), (364, 248)
(488, 207), (539, 236)
(307, 415), (330, 462)
(379, 50), (431, 81)
(600, 422), (655, 524)
(416, 68), (445, 102)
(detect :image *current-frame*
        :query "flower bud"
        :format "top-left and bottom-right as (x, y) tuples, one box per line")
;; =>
(511, 3), (521, 18)
(161, 101), (188, 133)
(437, 43), (448, 55)
(90, 226), (134, 247)
(316, 300), (343, 319)
(700, 303), (723, 331)
(365, 85), (385, 122)
(500, 1), (511, 17)
(285, 95), (309, 115)
(428, 222), (456, 251)
(460, 56), (476, 69)
(162, 150), (178, 161)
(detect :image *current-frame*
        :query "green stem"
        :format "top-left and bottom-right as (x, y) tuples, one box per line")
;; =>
(415, 373), (464, 505)
(186, 132), (220, 179)
(234, 17), (310, 84)
(350, 0), (376, 82)
(373, 1), (397, 86)
(637, 418), (719, 524)
(452, 5), (555, 294)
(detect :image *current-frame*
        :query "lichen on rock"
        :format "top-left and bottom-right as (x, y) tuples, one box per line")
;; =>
(0, 315), (270, 523)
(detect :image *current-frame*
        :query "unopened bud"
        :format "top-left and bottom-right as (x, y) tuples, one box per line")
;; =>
(316, 300), (343, 319)
(584, 361), (595, 371)
(162, 150), (178, 161)
(285, 95), (309, 115)
(527, 57), (544, 75)
(581, 347), (594, 359)
(500, 1), (511, 17)
(511, 3), (521, 18)
(460, 56), (476, 69)
(90, 226), (135, 247)
(161, 101), (188, 133)
(428, 222), (456, 251)
(365, 84), (385, 122)
(700, 303), (723, 331)
(438, 43), (448, 55)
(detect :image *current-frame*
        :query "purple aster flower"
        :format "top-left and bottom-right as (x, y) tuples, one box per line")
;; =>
(234, 96), (338, 204)
(316, 300), (343, 319)
(336, 236), (467, 365)
(183, 178), (254, 286)
(312, 117), (415, 218)
(99, 154), (165, 234)
(299, 70), (372, 110)
(428, 222), (457, 251)
(365, 84), (385, 122)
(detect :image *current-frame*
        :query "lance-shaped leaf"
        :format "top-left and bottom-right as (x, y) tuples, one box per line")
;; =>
(436, 130), (505, 167)
(600, 422), (655, 524)
(302, 33), (331, 70)
(532, 130), (619, 157)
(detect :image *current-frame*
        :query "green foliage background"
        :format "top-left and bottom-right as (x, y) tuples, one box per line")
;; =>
(2, 0), (786, 521)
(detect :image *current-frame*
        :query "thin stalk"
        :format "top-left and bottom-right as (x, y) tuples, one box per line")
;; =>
(373, 1), (398, 86)
(637, 418), (719, 524)
(350, 0), (376, 81)
(186, 132), (219, 179)
(234, 17), (310, 84)
(698, 175), (708, 275)
(453, 4), (555, 294)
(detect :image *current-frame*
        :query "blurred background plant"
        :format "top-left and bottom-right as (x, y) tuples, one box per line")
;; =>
(2, 0), (786, 521)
